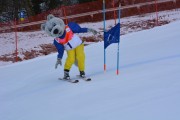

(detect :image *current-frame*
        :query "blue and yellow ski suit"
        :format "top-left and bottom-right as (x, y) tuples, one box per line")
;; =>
(53, 22), (88, 72)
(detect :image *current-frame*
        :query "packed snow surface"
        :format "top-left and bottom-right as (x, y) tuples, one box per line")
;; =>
(0, 21), (180, 120)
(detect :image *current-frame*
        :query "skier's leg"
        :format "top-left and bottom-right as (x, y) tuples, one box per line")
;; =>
(75, 44), (85, 77)
(64, 49), (75, 78)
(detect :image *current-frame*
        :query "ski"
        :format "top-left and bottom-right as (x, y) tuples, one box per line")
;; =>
(58, 75), (91, 83)
(58, 78), (79, 83)
(76, 75), (91, 81)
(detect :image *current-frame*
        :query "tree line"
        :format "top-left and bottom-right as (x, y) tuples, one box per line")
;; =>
(0, 0), (97, 22)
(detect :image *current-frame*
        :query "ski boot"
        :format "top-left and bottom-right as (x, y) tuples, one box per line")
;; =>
(79, 71), (91, 81)
(80, 71), (86, 78)
(63, 70), (70, 80)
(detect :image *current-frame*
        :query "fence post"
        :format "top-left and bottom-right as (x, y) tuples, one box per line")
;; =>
(14, 18), (18, 62)
(112, 0), (117, 25)
(155, 0), (159, 26)
(63, 7), (68, 24)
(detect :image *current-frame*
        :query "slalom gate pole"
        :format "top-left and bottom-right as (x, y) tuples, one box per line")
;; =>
(116, 3), (121, 75)
(155, 0), (159, 26)
(103, 0), (106, 72)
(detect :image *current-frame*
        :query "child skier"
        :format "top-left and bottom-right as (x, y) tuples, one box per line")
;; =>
(41, 14), (97, 80)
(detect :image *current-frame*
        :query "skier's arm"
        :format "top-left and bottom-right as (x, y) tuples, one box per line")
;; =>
(68, 22), (97, 35)
(53, 39), (64, 59)
(68, 22), (88, 33)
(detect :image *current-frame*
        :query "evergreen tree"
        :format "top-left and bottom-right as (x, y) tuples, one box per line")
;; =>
(31, 0), (43, 14)
(78, 0), (97, 3)
(0, 0), (98, 22)
(70, 0), (79, 4)
(48, 0), (63, 10)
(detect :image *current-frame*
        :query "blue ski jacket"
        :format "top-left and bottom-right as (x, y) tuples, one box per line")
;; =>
(53, 22), (88, 59)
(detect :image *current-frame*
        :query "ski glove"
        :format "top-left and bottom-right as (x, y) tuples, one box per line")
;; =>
(88, 28), (98, 35)
(55, 58), (62, 69)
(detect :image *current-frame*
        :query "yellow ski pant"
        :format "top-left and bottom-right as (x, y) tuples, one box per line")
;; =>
(64, 44), (85, 71)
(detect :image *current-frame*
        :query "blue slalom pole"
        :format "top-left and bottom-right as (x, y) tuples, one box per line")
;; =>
(116, 3), (121, 75)
(103, 0), (106, 72)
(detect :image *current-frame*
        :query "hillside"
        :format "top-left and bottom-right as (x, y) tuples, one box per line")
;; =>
(0, 20), (180, 120)
(0, 9), (180, 66)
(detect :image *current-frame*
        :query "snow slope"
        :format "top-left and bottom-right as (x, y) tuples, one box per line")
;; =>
(0, 21), (180, 120)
